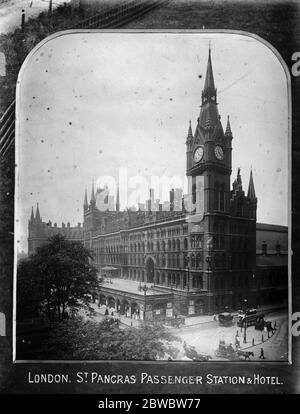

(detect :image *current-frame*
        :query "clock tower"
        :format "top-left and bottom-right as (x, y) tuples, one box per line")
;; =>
(185, 47), (234, 313)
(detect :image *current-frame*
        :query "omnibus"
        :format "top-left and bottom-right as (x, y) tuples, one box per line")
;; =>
(237, 308), (264, 327)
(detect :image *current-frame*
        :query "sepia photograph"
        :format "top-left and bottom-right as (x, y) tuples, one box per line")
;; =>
(14, 31), (290, 363)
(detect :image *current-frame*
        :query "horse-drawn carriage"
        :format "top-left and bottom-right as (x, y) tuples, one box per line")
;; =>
(214, 340), (238, 359)
(215, 340), (255, 360)
(183, 341), (212, 361)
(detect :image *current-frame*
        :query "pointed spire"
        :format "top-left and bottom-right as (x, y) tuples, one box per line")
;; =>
(187, 120), (193, 141)
(199, 46), (219, 129)
(247, 168), (256, 199)
(203, 45), (216, 94)
(35, 202), (41, 221)
(90, 181), (96, 204)
(30, 206), (34, 221)
(237, 168), (242, 185)
(116, 185), (120, 212)
(84, 188), (88, 209)
(225, 115), (232, 136)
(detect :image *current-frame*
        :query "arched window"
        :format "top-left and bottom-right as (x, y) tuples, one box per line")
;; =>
(162, 240), (165, 251)
(184, 238), (188, 250)
(191, 254), (196, 268)
(172, 239), (176, 250)
(157, 241), (160, 251)
(168, 240), (172, 251)
(196, 253), (202, 268)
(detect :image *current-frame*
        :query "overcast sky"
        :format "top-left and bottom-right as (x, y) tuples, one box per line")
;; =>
(15, 32), (289, 252)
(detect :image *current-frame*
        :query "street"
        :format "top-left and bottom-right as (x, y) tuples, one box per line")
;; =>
(171, 310), (288, 361)
(0, 0), (71, 34)
(86, 303), (288, 362)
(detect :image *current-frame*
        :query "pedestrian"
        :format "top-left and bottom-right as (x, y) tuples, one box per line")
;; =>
(252, 338), (255, 346)
(261, 334), (264, 343)
(111, 311), (114, 316)
(105, 308), (109, 316)
(259, 348), (265, 359)
(236, 330), (239, 337)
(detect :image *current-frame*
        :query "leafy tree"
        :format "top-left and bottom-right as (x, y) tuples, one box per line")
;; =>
(17, 235), (98, 323)
(39, 316), (180, 361)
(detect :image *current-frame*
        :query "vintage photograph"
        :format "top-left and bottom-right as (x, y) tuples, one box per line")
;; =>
(14, 31), (289, 363)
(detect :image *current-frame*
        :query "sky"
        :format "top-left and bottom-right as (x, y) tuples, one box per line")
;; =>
(15, 32), (289, 253)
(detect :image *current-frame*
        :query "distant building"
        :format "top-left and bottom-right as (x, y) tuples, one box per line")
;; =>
(27, 49), (288, 318)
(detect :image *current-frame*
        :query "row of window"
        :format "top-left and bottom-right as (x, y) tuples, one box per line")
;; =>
(97, 252), (204, 269)
(124, 270), (203, 290)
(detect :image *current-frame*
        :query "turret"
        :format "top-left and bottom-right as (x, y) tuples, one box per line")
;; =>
(116, 185), (120, 212)
(84, 188), (88, 211)
(90, 181), (96, 208)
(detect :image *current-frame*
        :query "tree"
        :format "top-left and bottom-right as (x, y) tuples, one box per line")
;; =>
(39, 316), (180, 361)
(17, 235), (98, 323)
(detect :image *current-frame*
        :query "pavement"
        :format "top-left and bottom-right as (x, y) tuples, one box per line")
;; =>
(81, 303), (288, 361)
(183, 303), (287, 327)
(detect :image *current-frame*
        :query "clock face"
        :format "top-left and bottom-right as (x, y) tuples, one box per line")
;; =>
(214, 145), (224, 160)
(193, 146), (204, 163)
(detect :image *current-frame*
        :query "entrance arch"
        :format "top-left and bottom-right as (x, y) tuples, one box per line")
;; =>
(145, 257), (155, 283)
(131, 302), (140, 319)
(99, 294), (107, 306)
(107, 296), (115, 309)
(195, 299), (205, 315)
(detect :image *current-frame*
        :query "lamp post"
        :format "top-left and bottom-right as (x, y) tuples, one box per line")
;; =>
(143, 284), (148, 321)
(243, 299), (248, 344)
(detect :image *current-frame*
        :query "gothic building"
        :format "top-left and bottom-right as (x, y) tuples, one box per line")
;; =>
(27, 49), (288, 318)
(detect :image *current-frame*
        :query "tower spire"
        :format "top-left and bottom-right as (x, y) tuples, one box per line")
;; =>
(35, 202), (41, 221)
(203, 45), (216, 94)
(198, 47), (219, 129)
(30, 206), (34, 221)
(84, 188), (88, 210)
(186, 120), (193, 142)
(247, 168), (256, 199)
(225, 115), (232, 136)
(90, 181), (96, 205)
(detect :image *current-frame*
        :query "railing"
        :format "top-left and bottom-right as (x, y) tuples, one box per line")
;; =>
(74, 0), (164, 29)
(0, 100), (15, 159)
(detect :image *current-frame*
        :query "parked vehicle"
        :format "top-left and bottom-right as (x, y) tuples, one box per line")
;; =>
(218, 312), (234, 326)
